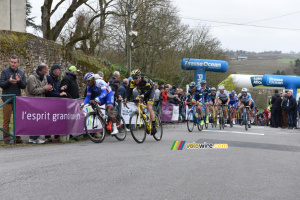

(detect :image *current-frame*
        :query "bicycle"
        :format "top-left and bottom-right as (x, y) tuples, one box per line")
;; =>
(83, 102), (127, 143)
(218, 104), (228, 130)
(186, 102), (203, 132)
(129, 100), (163, 143)
(242, 106), (251, 131)
(210, 104), (217, 128)
(203, 103), (209, 129)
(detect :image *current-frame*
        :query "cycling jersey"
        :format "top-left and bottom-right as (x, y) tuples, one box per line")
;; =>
(199, 86), (211, 103)
(126, 76), (155, 103)
(229, 94), (238, 103)
(239, 93), (252, 103)
(216, 90), (229, 102)
(187, 87), (203, 103)
(210, 93), (217, 103)
(84, 79), (114, 107)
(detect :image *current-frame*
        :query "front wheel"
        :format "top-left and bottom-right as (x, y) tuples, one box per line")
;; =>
(244, 113), (248, 131)
(84, 112), (106, 143)
(187, 110), (195, 132)
(153, 114), (163, 141)
(130, 112), (147, 143)
(114, 115), (127, 141)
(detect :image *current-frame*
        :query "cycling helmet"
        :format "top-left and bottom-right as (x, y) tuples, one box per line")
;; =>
(241, 88), (248, 92)
(131, 69), (141, 77)
(189, 82), (196, 88)
(200, 80), (206, 85)
(218, 85), (225, 90)
(211, 87), (216, 91)
(84, 72), (95, 81)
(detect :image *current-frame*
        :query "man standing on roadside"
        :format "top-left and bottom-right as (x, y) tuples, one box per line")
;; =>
(27, 65), (53, 144)
(271, 89), (281, 128)
(0, 55), (26, 144)
(60, 66), (79, 99)
(286, 91), (296, 129)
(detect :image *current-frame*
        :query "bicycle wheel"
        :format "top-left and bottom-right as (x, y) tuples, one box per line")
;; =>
(187, 110), (194, 132)
(153, 114), (163, 141)
(197, 123), (203, 131)
(114, 115), (127, 141)
(84, 112), (106, 143)
(222, 117), (225, 129)
(244, 113), (248, 131)
(130, 112), (147, 143)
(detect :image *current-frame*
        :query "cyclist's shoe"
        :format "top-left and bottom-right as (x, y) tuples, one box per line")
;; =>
(151, 127), (157, 135)
(111, 128), (119, 135)
(200, 120), (204, 126)
(233, 120), (236, 125)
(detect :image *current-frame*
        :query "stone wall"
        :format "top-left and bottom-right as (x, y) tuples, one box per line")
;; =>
(0, 31), (111, 97)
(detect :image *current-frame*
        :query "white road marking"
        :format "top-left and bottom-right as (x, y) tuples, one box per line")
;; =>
(202, 130), (265, 136)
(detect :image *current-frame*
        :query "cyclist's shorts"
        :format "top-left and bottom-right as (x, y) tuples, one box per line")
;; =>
(250, 103), (254, 109)
(219, 99), (227, 105)
(241, 101), (250, 107)
(99, 91), (114, 107)
(228, 101), (238, 109)
(144, 87), (155, 104)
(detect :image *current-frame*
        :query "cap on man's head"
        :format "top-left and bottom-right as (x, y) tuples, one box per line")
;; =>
(69, 66), (80, 72)
(51, 64), (63, 71)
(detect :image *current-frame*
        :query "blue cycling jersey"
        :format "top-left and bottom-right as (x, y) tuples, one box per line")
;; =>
(187, 87), (204, 102)
(199, 85), (211, 102)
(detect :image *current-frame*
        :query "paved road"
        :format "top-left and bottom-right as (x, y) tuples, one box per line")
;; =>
(1, 124), (300, 200)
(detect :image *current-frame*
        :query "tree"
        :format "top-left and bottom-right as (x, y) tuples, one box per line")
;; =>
(26, 0), (40, 31)
(41, 0), (88, 41)
(293, 58), (300, 75)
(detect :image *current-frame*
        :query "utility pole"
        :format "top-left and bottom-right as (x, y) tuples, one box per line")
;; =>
(126, 3), (132, 77)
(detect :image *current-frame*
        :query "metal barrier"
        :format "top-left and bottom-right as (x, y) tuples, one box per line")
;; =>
(0, 94), (16, 144)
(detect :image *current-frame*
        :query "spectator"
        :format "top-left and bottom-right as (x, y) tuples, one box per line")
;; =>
(286, 91), (296, 129)
(161, 84), (177, 105)
(271, 89), (281, 128)
(297, 97), (300, 128)
(27, 65), (53, 144)
(108, 71), (120, 85)
(281, 93), (289, 129)
(94, 71), (104, 80)
(45, 64), (66, 142)
(0, 55), (26, 144)
(45, 64), (67, 98)
(118, 79), (129, 99)
(60, 66), (79, 99)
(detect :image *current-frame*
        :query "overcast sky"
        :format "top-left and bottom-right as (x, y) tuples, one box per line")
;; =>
(172, 0), (300, 53)
(29, 0), (300, 53)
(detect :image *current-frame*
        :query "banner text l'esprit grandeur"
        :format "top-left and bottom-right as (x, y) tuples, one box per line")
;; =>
(15, 97), (85, 136)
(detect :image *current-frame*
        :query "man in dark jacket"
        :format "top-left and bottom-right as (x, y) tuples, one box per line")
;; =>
(117, 79), (129, 99)
(0, 55), (26, 144)
(281, 93), (288, 128)
(45, 64), (67, 98)
(60, 66), (80, 99)
(108, 71), (120, 85)
(286, 91), (297, 129)
(45, 64), (66, 142)
(271, 89), (282, 128)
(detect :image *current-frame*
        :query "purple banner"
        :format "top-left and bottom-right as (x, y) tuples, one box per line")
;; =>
(15, 97), (85, 136)
(161, 102), (174, 122)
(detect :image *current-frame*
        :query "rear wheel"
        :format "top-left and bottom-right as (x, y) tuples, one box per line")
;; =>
(244, 113), (248, 131)
(153, 114), (163, 141)
(84, 112), (106, 143)
(187, 110), (194, 132)
(130, 112), (147, 143)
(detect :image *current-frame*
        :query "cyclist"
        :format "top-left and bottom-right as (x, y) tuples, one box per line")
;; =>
(250, 99), (256, 124)
(216, 85), (230, 125)
(199, 80), (211, 124)
(124, 69), (157, 135)
(186, 82), (204, 125)
(209, 87), (219, 125)
(262, 108), (270, 126)
(81, 72), (119, 135)
(228, 90), (239, 125)
(238, 88), (252, 128)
